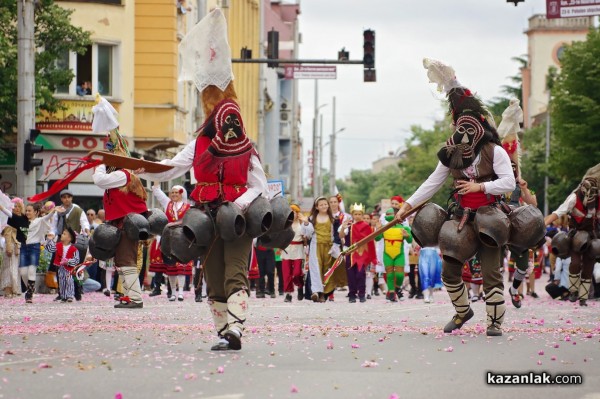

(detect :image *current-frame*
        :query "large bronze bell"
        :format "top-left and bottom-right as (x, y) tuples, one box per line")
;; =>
(571, 230), (591, 253)
(507, 205), (546, 252)
(216, 202), (246, 241)
(551, 231), (570, 259)
(588, 238), (600, 260)
(146, 208), (168, 236)
(269, 196), (294, 233)
(257, 225), (295, 249)
(474, 206), (510, 248)
(182, 208), (215, 246)
(169, 225), (205, 263)
(89, 232), (118, 261)
(438, 219), (479, 266)
(411, 203), (447, 247)
(244, 195), (273, 238)
(123, 213), (151, 241)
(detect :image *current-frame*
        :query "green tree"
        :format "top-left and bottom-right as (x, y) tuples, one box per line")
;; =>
(550, 27), (600, 199)
(0, 0), (91, 138)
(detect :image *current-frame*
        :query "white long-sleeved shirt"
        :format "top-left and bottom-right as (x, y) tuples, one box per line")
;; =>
(92, 164), (130, 190)
(49, 205), (90, 235)
(138, 139), (269, 210)
(406, 145), (515, 207)
(552, 192), (577, 218)
(26, 212), (55, 245)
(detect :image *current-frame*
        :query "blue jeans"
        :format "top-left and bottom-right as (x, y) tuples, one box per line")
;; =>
(82, 278), (101, 293)
(20, 243), (40, 267)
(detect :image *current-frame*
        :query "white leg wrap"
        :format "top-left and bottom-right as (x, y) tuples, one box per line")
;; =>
(485, 287), (506, 329)
(226, 290), (248, 336)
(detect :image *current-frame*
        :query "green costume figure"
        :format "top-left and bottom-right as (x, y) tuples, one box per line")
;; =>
(377, 208), (412, 302)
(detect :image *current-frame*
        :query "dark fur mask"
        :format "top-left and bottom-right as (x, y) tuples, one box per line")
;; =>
(437, 113), (492, 169)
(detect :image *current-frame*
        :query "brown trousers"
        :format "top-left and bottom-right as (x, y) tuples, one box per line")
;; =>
(442, 244), (503, 296)
(204, 235), (253, 302)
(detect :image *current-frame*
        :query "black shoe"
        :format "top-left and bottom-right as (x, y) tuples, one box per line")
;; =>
(195, 292), (203, 302)
(511, 292), (522, 309)
(256, 291), (265, 299)
(183, 285), (191, 292)
(415, 294), (424, 299)
(211, 339), (231, 351)
(270, 292), (277, 299)
(569, 292), (578, 302)
(149, 288), (162, 297)
(366, 294), (371, 300)
(284, 294), (292, 303)
(114, 301), (143, 309)
(349, 297), (357, 303)
(359, 296), (366, 303)
(223, 330), (242, 350)
(373, 290), (380, 296)
(443, 308), (474, 333)
(279, 291), (284, 296)
(297, 287), (304, 301)
(103, 289), (111, 297)
(579, 299), (588, 307)
(486, 325), (503, 336)
(53, 295), (61, 302)
(408, 289), (417, 299)
(114, 293), (123, 301)
(530, 291), (539, 299)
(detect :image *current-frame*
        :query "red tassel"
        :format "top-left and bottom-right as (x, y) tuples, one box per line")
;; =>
(28, 158), (103, 202)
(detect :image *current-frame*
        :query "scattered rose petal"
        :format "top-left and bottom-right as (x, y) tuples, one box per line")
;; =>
(174, 386), (182, 392)
(115, 394), (123, 399)
(553, 343), (560, 348)
(461, 339), (466, 344)
(538, 350), (544, 356)
(389, 394), (399, 399)
(537, 360), (542, 365)
(565, 335), (571, 342)
(551, 356), (556, 361)
(38, 363), (51, 369)
(184, 373), (197, 380)
(361, 360), (379, 368)
(217, 366), (224, 374)
(23, 317), (31, 322)
(290, 384), (298, 393)
(327, 342), (334, 350)
(351, 344), (360, 349)
(444, 346), (454, 352)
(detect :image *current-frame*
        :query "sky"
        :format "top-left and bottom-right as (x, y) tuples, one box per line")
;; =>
(296, 0), (548, 182)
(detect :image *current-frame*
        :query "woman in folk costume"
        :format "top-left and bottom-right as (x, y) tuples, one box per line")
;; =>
(280, 204), (305, 302)
(327, 195), (349, 299)
(498, 99), (539, 308)
(544, 163), (600, 306)
(299, 197), (334, 303)
(339, 203), (378, 303)
(396, 59), (515, 336)
(151, 183), (192, 301)
(138, 9), (268, 351)
(92, 98), (149, 309)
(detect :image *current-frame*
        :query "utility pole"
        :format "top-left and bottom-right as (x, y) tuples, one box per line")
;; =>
(330, 96), (336, 195)
(289, 19), (300, 201)
(256, 0), (267, 170)
(312, 80), (319, 198)
(318, 114), (323, 197)
(16, 0), (37, 199)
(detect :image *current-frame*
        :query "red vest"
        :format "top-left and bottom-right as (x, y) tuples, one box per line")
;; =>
(103, 170), (148, 221)
(190, 136), (251, 203)
(166, 201), (190, 222)
(570, 193), (600, 230)
(52, 243), (79, 271)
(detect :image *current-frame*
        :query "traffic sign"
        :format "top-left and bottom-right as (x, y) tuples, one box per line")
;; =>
(546, 0), (600, 18)
(284, 65), (337, 80)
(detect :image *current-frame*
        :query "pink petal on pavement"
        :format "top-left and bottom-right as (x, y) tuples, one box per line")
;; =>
(290, 385), (299, 393)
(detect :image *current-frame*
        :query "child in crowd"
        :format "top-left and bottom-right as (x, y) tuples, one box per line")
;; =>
(45, 227), (80, 302)
(339, 203), (377, 303)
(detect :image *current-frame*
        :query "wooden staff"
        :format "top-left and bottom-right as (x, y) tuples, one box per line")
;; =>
(323, 199), (430, 283)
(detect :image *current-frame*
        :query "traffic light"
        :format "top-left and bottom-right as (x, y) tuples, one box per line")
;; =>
(363, 29), (375, 69)
(24, 129), (43, 174)
(240, 47), (252, 60)
(338, 47), (349, 61)
(267, 29), (279, 68)
(507, 0), (524, 5)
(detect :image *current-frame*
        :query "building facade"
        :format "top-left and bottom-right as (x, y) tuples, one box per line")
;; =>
(521, 14), (592, 128)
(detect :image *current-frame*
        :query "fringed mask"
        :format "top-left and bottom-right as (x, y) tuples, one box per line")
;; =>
(437, 113), (490, 169)
(207, 100), (253, 157)
(579, 178), (598, 212)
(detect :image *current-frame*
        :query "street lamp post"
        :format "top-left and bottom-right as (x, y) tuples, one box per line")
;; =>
(311, 80), (327, 198)
(329, 96), (345, 195)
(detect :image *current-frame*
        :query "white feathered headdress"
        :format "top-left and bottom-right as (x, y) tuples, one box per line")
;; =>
(498, 98), (523, 177)
(179, 8), (234, 93)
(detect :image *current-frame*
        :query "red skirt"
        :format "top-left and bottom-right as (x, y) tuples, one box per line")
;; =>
(164, 261), (193, 276)
(149, 240), (167, 273)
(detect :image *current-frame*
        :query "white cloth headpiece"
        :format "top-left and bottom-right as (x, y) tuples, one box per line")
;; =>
(92, 96), (119, 133)
(179, 8), (234, 93)
(171, 185), (188, 204)
(423, 58), (461, 93)
(497, 98), (523, 139)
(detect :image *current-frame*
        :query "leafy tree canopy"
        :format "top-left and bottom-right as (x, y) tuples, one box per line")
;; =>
(0, 0), (91, 138)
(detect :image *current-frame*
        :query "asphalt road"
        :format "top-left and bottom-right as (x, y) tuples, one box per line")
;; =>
(1, 279), (599, 399)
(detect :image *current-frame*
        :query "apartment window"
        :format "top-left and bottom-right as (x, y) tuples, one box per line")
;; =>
(56, 43), (118, 97)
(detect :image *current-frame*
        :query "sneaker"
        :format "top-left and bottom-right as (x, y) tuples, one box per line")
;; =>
(349, 297), (357, 303)
(424, 296), (431, 304)
(386, 292), (397, 302)
(256, 291), (266, 299)
(366, 294), (371, 300)
(530, 292), (539, 299)
(359, 296), (366, 303)
(415, 294), (424, 299)
(443, 308), (474, 333)
(177, 294), (184, 302)
(284, 294), (292, 302)
(297, 287), (304, 301)
(66, 298), (73, 303)
(471, 295), (479, 302)
(511, 293), (522, 309)
(53, 295), (62, 302)
(328, 293), (335, 302)
(103, 289), (111, 297)
(270, 292), (276, 299)
(211, 338), (231, 351)
(148, 288), (162, 297)
(373, 290), (380, 296)
(486, 325), (503, 336)
(168, 295), (176, 302)
(114, 301), (143, 309)
(195, 292), (203, 303)
(579, 299), (588, 307)
(311, 293), (319, 302)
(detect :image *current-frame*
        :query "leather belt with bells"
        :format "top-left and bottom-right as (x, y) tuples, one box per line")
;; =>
(457, 207), (472, 233)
